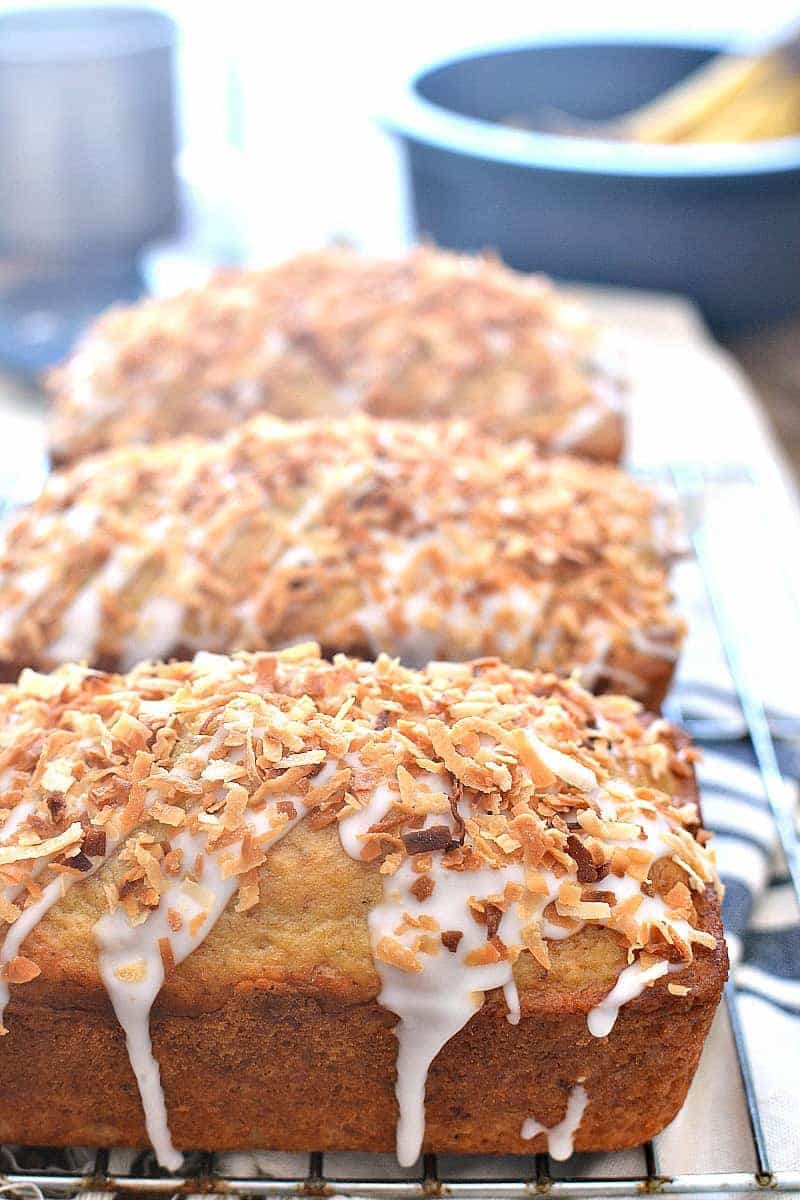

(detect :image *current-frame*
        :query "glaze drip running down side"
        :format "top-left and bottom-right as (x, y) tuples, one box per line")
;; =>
(521, 1083), (589, 1160)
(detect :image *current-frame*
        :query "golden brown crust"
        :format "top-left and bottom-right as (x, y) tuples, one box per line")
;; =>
(0, 648), (725, 1158)
(0, 912), (724, 1156)
(0, 416), (679, 706)
(47, 246), (626, 466)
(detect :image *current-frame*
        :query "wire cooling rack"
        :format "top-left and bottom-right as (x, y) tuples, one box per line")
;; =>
(1, 465), (799, 1198)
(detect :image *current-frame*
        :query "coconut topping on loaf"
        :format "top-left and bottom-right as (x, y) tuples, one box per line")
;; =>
(0, 415), (682, 704)
(47, 245), (624, 466)
(0, 646), (721, 1167)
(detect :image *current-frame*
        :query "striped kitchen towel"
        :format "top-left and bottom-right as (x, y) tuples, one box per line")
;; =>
(661, 737), (800, 1178)
(705, 739), (796, 1161)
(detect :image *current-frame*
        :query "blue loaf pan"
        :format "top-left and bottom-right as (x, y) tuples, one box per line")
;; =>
(383, 37), (800, 331)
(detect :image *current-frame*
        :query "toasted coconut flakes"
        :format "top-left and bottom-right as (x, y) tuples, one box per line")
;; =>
(0, 895), (21, 925)
(522, 921), (551, 969)
(557, 880), (582, 908)
(379, 852), (402, 876)
(164, 848), (184, 875)
(188, 910), (207, 937)
(305, 767), (350, 809)
(235, 869), (260, 912)
(181, 878), (214, 910)
(689, 929), (718, 951)
(396, 764), (416, 807)
(204, 760), (247, 783)
(502, 728), (557, 787)
(415, 933), (441, 956)
(0, 646), (719, 1010)
(375, 935), (422, 974)
(221, 783), (249, 830)
(167, 907), (183, 932)
(115, 959), (147, 983)
(150, 801), (186, 828)
(402, 825), (453, 855)
(17, 668), (64, 699)
(525, 868), (553, 897)
(6, 955), (41, 984)
(158, 937), (175, 972)
(110, 711), (152, 752)
(410, 875), (435, 902)
(403, 911), (439, 932)
(102, 882), (119, 914)
(465, 942), (502, 967)
(0, 821), (83, 865)
(664, 881), (694, 920)
(40, 758), (77, 795)
(672, 855), (708, 891)
(557, 900), (612, 921)
(281, 749), (326, 768)
(82, 827), (107, 858)
(428, 720), (497, 793)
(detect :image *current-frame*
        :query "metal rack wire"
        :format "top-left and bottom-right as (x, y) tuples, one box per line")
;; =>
(1, 465), (799, 1198)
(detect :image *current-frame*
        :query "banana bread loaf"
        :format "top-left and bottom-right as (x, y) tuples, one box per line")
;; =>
(0, 647), (725, 1166)
(0, 416), (681, 705)
(47, 246), (625, 466)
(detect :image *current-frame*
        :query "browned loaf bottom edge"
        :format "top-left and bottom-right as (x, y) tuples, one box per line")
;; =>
(0, 937), (722, 1156)
(0, 772), (726, 1160)
(0, 888), (725, 1156)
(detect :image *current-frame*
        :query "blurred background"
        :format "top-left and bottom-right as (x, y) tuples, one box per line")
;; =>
(1, 0), (800, 464)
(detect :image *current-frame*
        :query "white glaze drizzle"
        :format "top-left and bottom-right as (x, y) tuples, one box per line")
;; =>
(62, 502), (102, 540)
(121, 595), (186, 671)
(338, 770), (525, 1167)
(368, 853), (523, 1167)
(0, 805), (126, 1027)
(0, 794), (45, 968)
(0, 876), (64, 1028)
(587, 959), (670, 1038)
(93, 741), (334, 1171)
(47, 547), (137, 663)
(530, 734), (597, 792)
(337, 740), (710, 1164)
(95, 822), (243, 1171)
(42, 513), (189, 668)
(0, 567), (52, 644)
(521, 1082), (589, 1159)
(0, 796), (36, 844)
(0, 767), (128, 1031)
